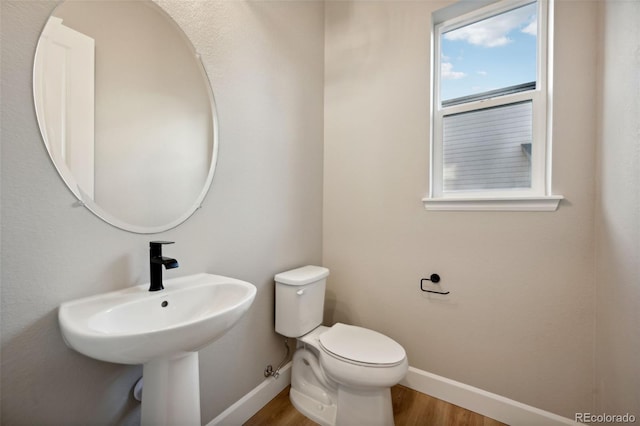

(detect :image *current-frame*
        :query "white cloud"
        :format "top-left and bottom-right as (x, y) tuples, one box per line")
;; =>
(445, 27), (511, 47)
(444, 3), (536, 48)
(521, 18), (537, 36)
(441, 62), (465, 80)
(476, 70), (488, 76)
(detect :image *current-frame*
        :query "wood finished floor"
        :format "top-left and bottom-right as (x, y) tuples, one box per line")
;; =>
(244, 385), (507, 426)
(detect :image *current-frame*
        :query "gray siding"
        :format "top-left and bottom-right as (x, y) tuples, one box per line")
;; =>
(443, 101), (532, 191)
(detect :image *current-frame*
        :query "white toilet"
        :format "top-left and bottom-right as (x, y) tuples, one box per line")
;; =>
(275, 265), (408, 426)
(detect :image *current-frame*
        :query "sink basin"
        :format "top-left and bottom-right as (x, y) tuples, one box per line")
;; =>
(59, 273), (256, 364)
(58, 273), (256, 426)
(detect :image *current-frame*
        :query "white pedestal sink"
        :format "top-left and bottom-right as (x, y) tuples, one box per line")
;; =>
(58, 273), (256, 426)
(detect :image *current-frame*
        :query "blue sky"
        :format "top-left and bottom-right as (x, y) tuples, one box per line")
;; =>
(440, 2), (538, 102)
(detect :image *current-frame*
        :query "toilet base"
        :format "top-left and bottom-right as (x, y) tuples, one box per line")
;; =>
(290, 383), (395, 426)
(290, 387), (337, 426)
(290, 346), (338, 426)
(335, 386), (394, 426)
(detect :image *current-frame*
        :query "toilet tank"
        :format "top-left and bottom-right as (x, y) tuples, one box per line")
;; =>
(275, 265), (330, 338)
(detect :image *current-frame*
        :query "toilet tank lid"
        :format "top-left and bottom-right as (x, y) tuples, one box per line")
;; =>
(275, 265), (329, 286)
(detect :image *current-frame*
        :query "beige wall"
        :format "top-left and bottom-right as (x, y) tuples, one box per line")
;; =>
(323, 0), (598, 417)
(1, 1), (324, 424)
(595, 0), (640, 419)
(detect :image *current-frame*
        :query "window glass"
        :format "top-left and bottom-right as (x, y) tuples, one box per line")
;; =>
(440, 2), (538, 104)
(443, 101), (532, 191)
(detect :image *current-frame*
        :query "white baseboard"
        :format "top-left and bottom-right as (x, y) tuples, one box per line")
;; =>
(206, 363), (581, 426)
(207, 362), (292, 426)
(400, 366), (582, 426)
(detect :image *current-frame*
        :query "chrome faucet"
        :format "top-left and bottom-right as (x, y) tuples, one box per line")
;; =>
(149, 241), (179, 291)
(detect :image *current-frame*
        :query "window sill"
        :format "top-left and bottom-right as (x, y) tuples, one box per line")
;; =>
(422, 195), (564, 211)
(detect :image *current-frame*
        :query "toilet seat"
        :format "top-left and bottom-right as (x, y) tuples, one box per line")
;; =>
(319, 323), (405, 367)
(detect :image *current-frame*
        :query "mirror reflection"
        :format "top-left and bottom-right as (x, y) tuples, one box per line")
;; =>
(34, 0), (217, 233)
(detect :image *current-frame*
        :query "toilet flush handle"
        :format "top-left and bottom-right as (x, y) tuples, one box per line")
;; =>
(296, 289), (305, 296)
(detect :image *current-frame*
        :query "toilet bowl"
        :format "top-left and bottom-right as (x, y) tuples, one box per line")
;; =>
(275, 266), (408, 426)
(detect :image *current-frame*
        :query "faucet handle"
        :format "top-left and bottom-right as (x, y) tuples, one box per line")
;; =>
(150, 241), (174, 256)
(150, 241), (174, 247)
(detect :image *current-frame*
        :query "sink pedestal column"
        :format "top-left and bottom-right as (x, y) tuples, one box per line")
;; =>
(141, 352), (201, 426)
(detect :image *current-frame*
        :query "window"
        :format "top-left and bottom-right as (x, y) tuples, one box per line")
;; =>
(424, 0), (562, 211)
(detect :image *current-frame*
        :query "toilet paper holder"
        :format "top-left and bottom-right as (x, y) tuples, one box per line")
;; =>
(420, 274), (450, 295)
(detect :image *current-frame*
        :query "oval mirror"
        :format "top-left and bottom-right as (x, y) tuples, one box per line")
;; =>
(33, 0), (218, 233)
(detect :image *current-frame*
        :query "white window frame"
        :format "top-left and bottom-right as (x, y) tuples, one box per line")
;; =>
(423, 0), (563, 211)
